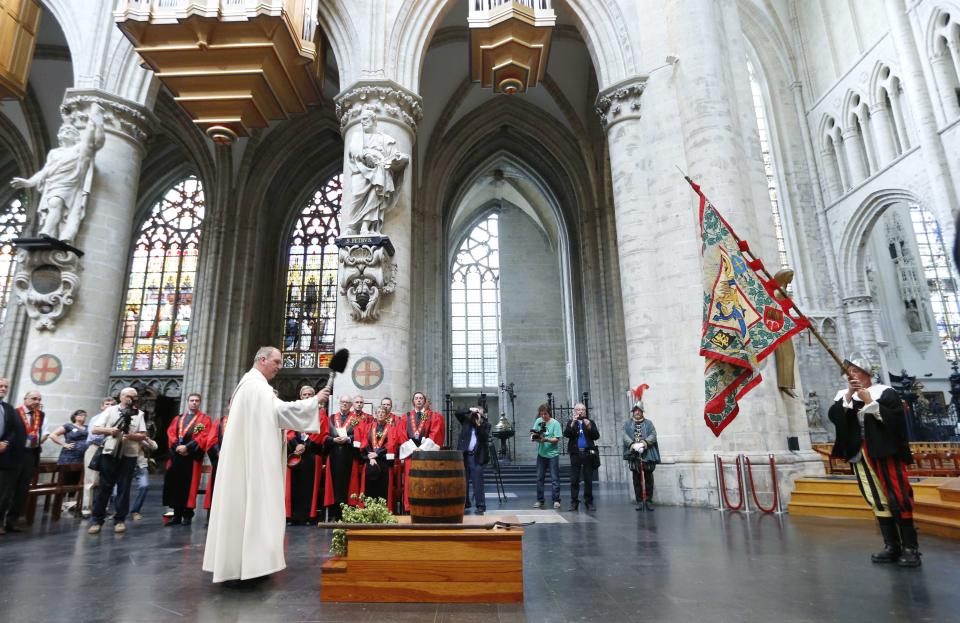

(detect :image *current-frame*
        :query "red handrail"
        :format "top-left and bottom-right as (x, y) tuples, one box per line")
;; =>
(716, 455), (744, 511)
(744, 455), (778, 513)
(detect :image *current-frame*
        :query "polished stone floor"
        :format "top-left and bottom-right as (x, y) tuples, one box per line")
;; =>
(1, 483), (959, 623)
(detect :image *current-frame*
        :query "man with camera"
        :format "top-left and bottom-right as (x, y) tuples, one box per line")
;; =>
(531, 404), (563, 509)
(563, 403), (600, 511)
(89, 387), (147, 534)
(456, 405), (491, 514)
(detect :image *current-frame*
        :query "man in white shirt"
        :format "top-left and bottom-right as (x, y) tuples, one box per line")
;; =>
(81, 396), (116, 518)
(88, 388), (147, 535)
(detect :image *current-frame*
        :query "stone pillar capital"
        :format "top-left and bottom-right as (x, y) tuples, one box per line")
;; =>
(335, 80), (423, 137)
(61, 88), (153, 152)
(841, 294), (874, 311)
(594, 75), (648, 131)
(868, 101), (889, 114)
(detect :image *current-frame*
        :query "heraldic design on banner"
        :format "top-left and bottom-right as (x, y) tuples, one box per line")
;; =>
(691, 179), (809, 436)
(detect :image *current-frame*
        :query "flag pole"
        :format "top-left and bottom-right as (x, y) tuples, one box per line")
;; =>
(682, 172), (847, 372)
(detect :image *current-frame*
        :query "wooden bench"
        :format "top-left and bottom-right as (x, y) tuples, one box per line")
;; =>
(25, 462), (85, 524)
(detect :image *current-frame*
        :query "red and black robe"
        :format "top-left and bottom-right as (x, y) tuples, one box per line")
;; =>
(358, 418), (398, 509)
(394, 409), (446, 511)
(320, 409), (362, 514)
(162, 410), (212, 511)
(202, 414), (228, 510)
(284, 418), (325, 522)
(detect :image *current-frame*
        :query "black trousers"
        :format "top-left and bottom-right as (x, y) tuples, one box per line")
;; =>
(92, 454), (136, 524)
(569, 451), (594, 505)
(631, 464), (655, 502)
(0, 451), (38, 525)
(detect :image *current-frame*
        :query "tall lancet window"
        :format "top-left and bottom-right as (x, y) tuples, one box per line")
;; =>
(0, 196), (27, 327)
(910, 204), (960, 363)
(451, 213), (501, 389)
(115, 176), (205, 371)
(746, 56), (789, 270)
(281, 173), (342, 369)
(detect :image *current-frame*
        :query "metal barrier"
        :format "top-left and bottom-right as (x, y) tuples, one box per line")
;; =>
(714, 453), (784, 515)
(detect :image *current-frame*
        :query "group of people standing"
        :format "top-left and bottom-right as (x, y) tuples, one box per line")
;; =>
(280, 389), (447, 522)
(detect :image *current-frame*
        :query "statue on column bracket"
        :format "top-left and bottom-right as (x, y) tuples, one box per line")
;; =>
(11, 247), (81, 331)
(337, 241), (397, 322)
(344, 107), (410, 236)
(10, 103), (105, 243)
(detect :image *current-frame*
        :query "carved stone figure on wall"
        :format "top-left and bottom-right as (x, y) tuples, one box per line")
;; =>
(10, 104), (105, 243)
(804, 391), (823, 430)
(345, 107), (410, 235)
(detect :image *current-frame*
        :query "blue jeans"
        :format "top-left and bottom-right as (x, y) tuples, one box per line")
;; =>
(536, 455), (560, 503)
(464, 452), (486, 510)
(131, 465), (149, 513)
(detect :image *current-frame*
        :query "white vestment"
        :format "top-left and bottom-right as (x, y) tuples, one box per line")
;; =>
(202, 368), (320, 582)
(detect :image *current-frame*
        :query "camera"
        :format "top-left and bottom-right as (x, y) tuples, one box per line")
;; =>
(530, 422), (547, 442)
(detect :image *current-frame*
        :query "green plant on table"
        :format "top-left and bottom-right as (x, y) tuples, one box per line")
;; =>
(329, 493), (396, 556)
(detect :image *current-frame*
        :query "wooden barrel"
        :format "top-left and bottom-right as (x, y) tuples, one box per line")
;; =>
(407, 450), (466, 523)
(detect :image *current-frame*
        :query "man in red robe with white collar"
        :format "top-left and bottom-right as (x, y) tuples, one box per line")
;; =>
(395, 391), (445, 512)
(162, 393), (212, 525)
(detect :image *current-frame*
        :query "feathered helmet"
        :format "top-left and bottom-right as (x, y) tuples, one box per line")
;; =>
(630, 384), (649, 412)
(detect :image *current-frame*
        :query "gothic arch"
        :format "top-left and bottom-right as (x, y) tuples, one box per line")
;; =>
(315, 0), (359, 88)
(838, 189), (929, 295)
(386, 0), (638, 92)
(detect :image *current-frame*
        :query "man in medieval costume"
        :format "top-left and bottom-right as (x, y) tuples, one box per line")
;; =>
(828, 354), (921, 567)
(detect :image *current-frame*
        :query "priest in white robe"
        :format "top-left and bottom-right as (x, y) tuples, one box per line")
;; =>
(203, 346), (331, 583)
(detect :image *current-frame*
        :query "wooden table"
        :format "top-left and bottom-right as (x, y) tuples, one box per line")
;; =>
(320, 515), (524, 603)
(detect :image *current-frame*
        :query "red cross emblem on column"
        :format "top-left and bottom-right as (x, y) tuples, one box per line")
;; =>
(31, 354), (62, 385)
(353, 357), (383, 390)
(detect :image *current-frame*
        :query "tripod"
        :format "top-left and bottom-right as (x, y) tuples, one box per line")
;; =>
(488, 440), (506, 503)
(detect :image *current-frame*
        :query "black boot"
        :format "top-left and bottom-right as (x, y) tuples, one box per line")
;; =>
(896, 518), (922, 568)
(644, 500), (655, 512)
(871, 517), (901, 563)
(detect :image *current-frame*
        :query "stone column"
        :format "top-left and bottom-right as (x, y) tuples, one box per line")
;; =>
(331, 81), (422, 408)
(868, 102), (898, 165)
(13, 89), (150, 429)
(841, 295), (882, 370)
(841, 127), (868, 184)
(929, 53), (960, 121)
(884, 0), (958, 233)
(819, 147), (843, 200)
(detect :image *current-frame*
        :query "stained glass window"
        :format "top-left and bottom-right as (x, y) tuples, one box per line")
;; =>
(0, 196), (27, 327)
(910, 204), (960, 363)
(451, 213), (500, 389)
(747, 57), (789, 270)
(115, 177), (204, 371)
(281, 174), (342, 369)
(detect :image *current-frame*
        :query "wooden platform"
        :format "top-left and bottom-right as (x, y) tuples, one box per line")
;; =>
(320, 515), (524, 603)
(789, 476), (960, 539)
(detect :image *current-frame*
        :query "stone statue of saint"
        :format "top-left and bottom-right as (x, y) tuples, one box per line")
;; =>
(804, 391), (823, 430)
(772, 267), (797, 395)
(10, 104), (105, 243)
(345, 107), (409, 235)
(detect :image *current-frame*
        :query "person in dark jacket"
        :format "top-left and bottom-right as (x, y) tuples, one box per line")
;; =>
(0, 389), (47, 532)
(563, 403), (600, 511)
(0, 378), (26, 535)
(828, 354), (920, 568)
(455, 406), (491, 514)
